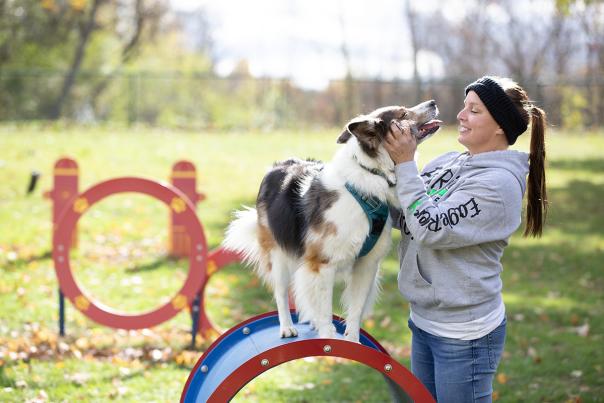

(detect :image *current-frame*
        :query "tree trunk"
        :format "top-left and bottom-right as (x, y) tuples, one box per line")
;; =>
(90, 0), (145, 108)
(405, 0), (422, 104)
(338, 8), (355, 119)
(49, 0), (102, 120)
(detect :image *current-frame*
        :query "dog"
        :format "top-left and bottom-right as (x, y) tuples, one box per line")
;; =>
(223, 100), (440, 342)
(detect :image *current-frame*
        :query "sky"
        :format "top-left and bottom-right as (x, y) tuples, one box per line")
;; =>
(170, 0), (554, 90)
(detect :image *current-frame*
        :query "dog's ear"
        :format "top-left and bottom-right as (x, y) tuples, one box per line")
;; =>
(337, 129), (352, 144)
(341, 116), (387, 156)
(337, 115), (370, 143)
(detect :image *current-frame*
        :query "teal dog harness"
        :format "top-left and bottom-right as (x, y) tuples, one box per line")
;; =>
(345, 183), (389, 257)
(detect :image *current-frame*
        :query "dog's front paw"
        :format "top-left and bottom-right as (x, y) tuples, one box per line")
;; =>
(344, 329), (360, 343)
(317, 323), (336, 339)
(280, 325), (298, 338)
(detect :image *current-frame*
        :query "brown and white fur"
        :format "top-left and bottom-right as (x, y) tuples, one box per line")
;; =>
(223, 100), (440, 342)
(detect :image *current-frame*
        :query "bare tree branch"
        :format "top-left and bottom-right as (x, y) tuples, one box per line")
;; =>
(50, 0), (104, 119)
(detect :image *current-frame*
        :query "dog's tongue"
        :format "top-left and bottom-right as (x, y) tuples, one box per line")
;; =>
(419, 120), (442, 132)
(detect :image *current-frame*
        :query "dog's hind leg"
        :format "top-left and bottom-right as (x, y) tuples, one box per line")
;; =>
(341, 260), (381, 343)
(294, 264), (337, 339)
(270, 250), (298, 338)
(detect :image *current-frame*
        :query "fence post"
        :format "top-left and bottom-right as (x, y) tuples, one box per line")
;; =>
(45, 157), (79, 336)
(169, 161), (205, 258)
(45, 158), (79, 249)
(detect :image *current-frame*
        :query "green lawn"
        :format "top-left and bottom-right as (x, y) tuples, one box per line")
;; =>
(0, 124), (603, 402)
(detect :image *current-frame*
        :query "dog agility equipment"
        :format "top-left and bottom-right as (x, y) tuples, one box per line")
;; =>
(47, 158), (241, 345)
(181, 311), (435, 402)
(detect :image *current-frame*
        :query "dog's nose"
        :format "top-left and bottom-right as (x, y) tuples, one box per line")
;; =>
(428, 99), (436, 107)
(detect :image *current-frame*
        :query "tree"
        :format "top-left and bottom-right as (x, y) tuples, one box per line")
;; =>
(51, 0), (168, 119)
(0, 0), (169, 120)
(576, 1), (604, 126)
(405, 0), (423, 103)
(88, 0), (167, 112)
(50, 0), (104, 119)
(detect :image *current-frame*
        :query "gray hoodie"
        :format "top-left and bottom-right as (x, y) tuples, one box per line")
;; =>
(391, 150), (529, 323)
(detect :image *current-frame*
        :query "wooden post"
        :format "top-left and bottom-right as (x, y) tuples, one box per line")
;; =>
(45, 158), (79, 249)
(169, 161), (205, 258)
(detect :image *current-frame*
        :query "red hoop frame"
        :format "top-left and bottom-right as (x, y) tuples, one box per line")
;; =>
(209, 339), (432, 402)
(52, 177), (208, 329)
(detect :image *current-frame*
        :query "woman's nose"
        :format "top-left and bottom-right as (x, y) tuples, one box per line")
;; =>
(457, 109), (465, 121)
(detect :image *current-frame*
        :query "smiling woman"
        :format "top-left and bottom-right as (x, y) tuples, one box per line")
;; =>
(385, 75), (549, 402)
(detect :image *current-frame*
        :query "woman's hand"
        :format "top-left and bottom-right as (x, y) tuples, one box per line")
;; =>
(384, 121), (417, 164)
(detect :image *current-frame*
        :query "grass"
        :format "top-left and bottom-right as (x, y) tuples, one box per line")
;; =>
(0, 123), (603, 402)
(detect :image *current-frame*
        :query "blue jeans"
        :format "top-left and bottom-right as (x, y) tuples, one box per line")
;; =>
(408, 318), (506, 403)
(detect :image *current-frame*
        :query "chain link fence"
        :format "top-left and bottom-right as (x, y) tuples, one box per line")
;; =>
(1, 69), (602, 130)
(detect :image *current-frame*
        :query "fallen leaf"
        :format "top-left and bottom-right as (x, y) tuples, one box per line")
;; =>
(7, 251), (17, 262)
(574, 323), (590, 337)
(75, 337), (89, 350)
(496, 373), (508, 384)
(527, 347), (541, 364)
(65, 372), (90, 385)
(150, 349), (163, 362)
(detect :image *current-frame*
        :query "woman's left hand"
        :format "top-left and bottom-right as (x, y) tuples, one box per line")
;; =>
(384, 121), (417, 164)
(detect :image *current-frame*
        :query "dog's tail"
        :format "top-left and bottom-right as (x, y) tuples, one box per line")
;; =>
(222, 207), (261, 267)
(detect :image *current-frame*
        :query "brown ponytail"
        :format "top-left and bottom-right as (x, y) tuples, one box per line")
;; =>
(524, 105), (548, 237)
(494, 77), (548, 237)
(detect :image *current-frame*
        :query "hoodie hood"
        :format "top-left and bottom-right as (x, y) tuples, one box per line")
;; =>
(465, 150), (529, 194)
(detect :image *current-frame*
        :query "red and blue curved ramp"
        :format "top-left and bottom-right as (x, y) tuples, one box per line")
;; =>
(181, 311), (434, 402)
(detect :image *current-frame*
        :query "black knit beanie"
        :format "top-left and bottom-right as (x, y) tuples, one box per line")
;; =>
(465, 76), (528, 145)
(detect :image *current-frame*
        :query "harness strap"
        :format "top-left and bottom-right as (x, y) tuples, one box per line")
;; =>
(345, 183), (389, 257)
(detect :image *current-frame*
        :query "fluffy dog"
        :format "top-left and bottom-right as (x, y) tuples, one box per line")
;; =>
(223, 100), (440, 342)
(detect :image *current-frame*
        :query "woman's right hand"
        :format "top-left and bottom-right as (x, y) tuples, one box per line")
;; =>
(384, 120), (416, 164)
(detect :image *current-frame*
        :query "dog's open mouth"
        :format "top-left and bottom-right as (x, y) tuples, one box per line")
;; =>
(417, 120), (442, 139)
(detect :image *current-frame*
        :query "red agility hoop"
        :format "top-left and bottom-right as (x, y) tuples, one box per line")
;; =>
(52, 177), (208, 329)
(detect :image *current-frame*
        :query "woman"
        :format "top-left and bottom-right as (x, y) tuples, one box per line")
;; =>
(384, 76), (547, 402)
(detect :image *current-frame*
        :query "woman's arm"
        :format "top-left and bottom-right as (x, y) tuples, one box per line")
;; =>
(394, 163), (522, 249)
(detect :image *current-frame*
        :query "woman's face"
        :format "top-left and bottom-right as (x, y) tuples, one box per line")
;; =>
(457, 90), (508, 154)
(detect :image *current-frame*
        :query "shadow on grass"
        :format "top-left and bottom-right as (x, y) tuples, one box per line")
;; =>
(125, 255), (182, 273)
(502, 241), (603, 307)
(549, 158), (604, 172)
(499, 173), (604, 337)
(0, 366), (15, 388)
(543, 179), (604, 235)
(3, 250), (52, 269)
